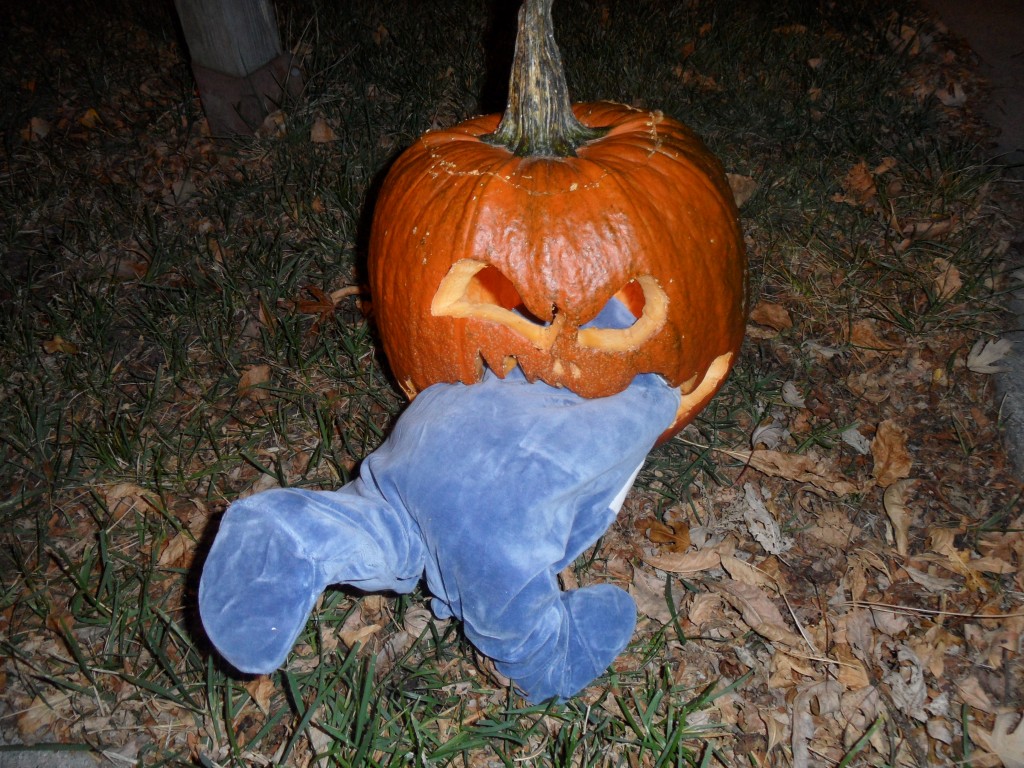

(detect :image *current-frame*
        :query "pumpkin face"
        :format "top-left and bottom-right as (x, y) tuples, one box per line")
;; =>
(368, 101), (747, 436)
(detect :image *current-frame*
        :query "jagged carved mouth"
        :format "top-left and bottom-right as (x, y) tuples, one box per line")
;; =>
(430, 259), (669, 353)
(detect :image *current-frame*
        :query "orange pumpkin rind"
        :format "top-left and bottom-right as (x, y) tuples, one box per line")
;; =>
(369, 101), (747, 438)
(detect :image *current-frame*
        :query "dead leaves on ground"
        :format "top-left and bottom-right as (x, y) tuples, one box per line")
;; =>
(871, 419), (913, 487)
(630, 481), (1024, 767)
(630, 122), (1024, 762)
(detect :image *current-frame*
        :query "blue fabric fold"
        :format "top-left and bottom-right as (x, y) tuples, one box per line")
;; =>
(199, 302), (680, 702)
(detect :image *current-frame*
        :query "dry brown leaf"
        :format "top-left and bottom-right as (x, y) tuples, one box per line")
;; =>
(871, 419), (912, 487)
(869, 606), (910, 636)
(770, 650), (816, 689)
(644, 549), (721, 575)
(910, 625), (955, 678)
(968, 337), (1013, 374)
(104, 481), (158, 522)
(956, 675), (996, 713)
(402, 605), (434, 636)
(741, 483), (792, 554)
(244, 677), (275, 715)
(207, 237), (229, 264)
(310, 116), (338, 143)
(18, 695), (63, 738)
(726, 173), (758, 207)
(630, 569), (675, 624)
(973, 712), (1024, 768)
(637, 517), (690, 552)
(375, 631), (413, 677)
(713, 581), (803, 648)
(838, 609), (874, 662)
(931, 256), (962, 299)
(23, 116), (50, 141)
(904, 217), (957, 239)
(720, 554), (776, 588)
(833, 645), (871, 689)
(965, 556), (1016, 575)
(749, 301), (793, 331)
(849, 319), (897, 351)
(882, 644), (927, 720)
(792, 682), (843, 768)
(257, 298), (276, 332)
(844, 559), (868, 602)
(157, 532), (192, 568)
(41, 335), (79, 355)
(238, 364), (272, 400)
(805, 507), (861, 548)
(339, 622), (382, 649)
(687, 592), (728, 628)
(79, 107), (101, 128)
(936, 81), (966, 107)
(927, 527), (993, 590)
(882, 478), (916, 557)
(903, 563), (957, 591)
(927, 528), (965, 571)
(763, 709), (788, 754)
(738, 449), (859, 496)
(873, 156), (898, 175)
(832, 161), (878, 209)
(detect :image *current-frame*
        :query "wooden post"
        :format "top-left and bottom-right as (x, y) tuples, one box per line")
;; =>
(175, 0), (303, 136)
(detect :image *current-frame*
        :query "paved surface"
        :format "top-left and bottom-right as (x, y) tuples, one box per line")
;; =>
(923, 0), (1024, 169)
(923, 0), (1024, 477)
(0, 751), (100, 768)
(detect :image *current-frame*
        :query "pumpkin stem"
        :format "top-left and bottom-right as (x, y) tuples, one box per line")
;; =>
(483, 0), (605, 157)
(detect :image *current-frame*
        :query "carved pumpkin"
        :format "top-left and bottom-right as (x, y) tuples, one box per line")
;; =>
(369, 0), (746, 437)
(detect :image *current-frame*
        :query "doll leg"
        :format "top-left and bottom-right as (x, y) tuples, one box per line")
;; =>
(460, 568), (637, 703)
(477, 468), (642, 702)
(199, 484), (426, 674)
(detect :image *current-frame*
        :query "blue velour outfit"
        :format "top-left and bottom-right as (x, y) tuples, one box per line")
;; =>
(198, 302), (680, 702)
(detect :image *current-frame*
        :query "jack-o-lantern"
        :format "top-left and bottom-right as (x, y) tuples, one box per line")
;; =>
(369, 0), (747, 437)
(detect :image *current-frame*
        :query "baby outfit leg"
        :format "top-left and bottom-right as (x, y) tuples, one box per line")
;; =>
(199, 483), (426, 674)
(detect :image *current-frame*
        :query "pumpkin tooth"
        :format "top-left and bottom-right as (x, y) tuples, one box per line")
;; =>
(673, 352), (734, 425)
(398, 378), (419, 400)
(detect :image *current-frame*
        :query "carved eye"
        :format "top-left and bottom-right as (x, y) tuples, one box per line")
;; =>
(431, 259), (562, 349)
(576, 275), (668, 351)
(431, 259), (669, 352)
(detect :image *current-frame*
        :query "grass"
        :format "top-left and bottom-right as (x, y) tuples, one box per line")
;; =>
(2, 0), (1021, 765)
